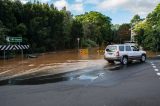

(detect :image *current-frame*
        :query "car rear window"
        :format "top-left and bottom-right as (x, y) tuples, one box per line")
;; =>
(119, 46), (124, 51)
(106, 46), (117, 52)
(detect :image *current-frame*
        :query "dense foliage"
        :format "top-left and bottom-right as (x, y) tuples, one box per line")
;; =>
(132, 4), (160, 51)
(76, 12), (112, 47)
(0, 0), (112, 53)
(111, 24), (130, 43)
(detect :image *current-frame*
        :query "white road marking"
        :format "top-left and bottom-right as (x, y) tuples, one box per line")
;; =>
(155, 69), (159, 71)
(153, 66), (157, 68)
(157, 73), (160, 76)
(150, 62), (160, 78)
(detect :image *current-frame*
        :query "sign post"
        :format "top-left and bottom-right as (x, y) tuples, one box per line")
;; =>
(5, 36), (23, 61)
(77, 37), (80, 52)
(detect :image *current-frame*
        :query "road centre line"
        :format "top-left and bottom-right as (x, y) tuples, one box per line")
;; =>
(155, 69), (159, 71)
(150, 62), (160, 78)
(151, 64), (155, 66)
(157, 73), (160, 76)
(153, 66), (157, 68)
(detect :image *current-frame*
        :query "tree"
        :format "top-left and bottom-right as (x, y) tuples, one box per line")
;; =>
(70, 20), (83, 48)
(0, 21), (9, 44)
(132, 3), (160, 51)
(130, 14), (142, 25)
(61, 7), (73, 49)
(117, 24), (131, 43)
(0, 0), (113, 52)
(76, 11), (112, 47)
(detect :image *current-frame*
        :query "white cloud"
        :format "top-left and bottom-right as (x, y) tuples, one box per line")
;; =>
(97, 0), (160, 16)
(19, 0), (160, 17)
(75, 0), (83, 3)
(97, 0), (128, 10)
(74, 0), (101, 5)
(54, 0), (68, 10)
(124, 0), (160, 16)
(40, 0), (50, 3)
(53, 0), (84, 14)
(19, 0), (28, 4)
(84, 0), (100, 4)
(69, 3), (84, 13)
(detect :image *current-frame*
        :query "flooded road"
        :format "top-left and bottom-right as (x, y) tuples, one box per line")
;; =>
(0, 48), (158, 85)
(0, 49), (105, 81)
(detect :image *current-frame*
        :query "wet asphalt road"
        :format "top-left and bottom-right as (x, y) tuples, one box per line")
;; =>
(0, 59), (160, 106)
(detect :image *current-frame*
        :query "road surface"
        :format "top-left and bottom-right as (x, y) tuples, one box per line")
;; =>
(0, 59), (160, 106)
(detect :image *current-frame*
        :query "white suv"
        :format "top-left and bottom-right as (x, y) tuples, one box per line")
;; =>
(104, 44), (146, 65)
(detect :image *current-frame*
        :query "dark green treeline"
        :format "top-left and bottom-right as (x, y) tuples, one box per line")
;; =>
(0, 0), (113, 53)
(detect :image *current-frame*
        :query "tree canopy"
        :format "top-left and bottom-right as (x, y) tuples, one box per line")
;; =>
(132, 3), (160, 51)
(0, 0), (112, 52)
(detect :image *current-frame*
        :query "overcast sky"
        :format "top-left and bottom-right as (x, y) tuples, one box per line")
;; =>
(20, 0), (160, 24)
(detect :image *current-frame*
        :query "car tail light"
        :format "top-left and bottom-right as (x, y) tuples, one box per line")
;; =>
(115, 51), (119, 56)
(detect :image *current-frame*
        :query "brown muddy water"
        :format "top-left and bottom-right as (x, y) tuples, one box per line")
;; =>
(0, 48), (159, 84)
(0, 49), (105, 80)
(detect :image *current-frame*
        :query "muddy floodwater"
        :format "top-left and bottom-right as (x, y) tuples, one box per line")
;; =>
(0, 49), (106, 80)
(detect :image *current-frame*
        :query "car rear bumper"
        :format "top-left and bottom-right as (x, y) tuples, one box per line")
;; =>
(104, 56), (121, 61)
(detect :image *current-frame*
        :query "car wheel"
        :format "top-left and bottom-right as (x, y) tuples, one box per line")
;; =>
(107, 60), (114, 64)
(121, 56), (128, 65)
(140, 54), (146, 62)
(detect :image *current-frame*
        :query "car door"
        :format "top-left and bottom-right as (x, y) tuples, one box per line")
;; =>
(125, 45), (132, 59)
(131, 46), (141, 59)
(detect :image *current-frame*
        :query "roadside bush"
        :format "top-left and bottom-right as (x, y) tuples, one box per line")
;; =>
(81, 39), (98, 48)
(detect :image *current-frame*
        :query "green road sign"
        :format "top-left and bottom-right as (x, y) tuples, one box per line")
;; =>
(9, 37), (22, 42)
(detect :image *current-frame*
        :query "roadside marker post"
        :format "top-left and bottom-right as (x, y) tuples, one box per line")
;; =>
(79, 49), (88, 55)
(0, 45), (29, 61)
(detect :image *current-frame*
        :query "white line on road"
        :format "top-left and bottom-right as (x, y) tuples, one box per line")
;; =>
(157, 73), (160, 76)
(155, 69), (159, 72)
(151, 64), (155, 66)
(153, 66), (157, 68)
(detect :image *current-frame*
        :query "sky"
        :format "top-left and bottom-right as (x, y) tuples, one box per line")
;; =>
(20, 0), (160, 24)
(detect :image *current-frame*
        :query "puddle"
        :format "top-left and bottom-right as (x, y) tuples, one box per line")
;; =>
(7, 72), (71, 85)
(1, 68), (107, 85)
(78, 75), (98, 81)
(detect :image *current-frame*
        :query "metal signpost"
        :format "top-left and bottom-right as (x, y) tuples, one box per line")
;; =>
(77, 37), (80, 51)
(2, 36), (24, 61)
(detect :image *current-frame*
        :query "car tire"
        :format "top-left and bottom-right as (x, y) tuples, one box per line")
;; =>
(121, 56), (128, 65)
(107, 60), (114, 64)
(140, 54), (146, 62)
